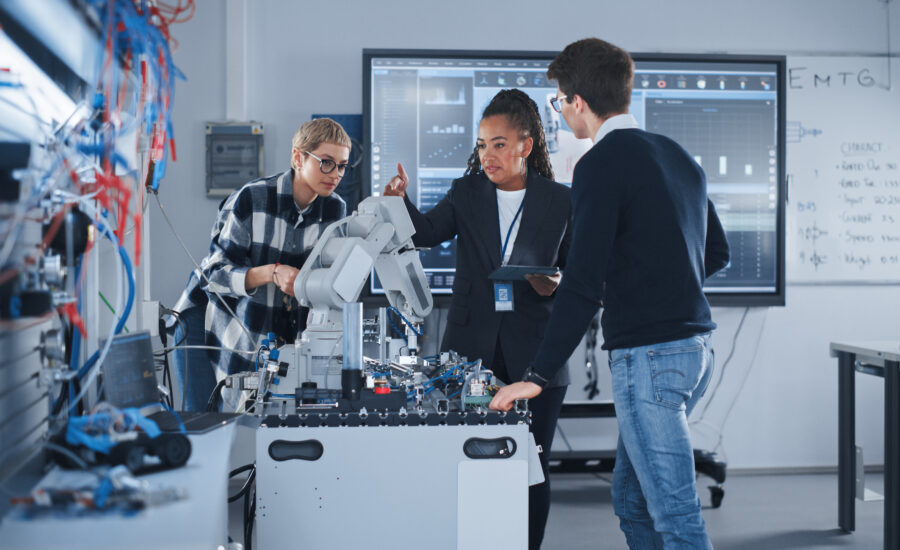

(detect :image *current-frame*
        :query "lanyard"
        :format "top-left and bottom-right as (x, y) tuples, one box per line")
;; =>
(500, 198), (526, 265)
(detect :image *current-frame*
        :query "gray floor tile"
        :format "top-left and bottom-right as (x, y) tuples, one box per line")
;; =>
(544, 472), (885, 550)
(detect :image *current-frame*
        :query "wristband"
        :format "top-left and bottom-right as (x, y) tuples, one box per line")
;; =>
(273, 263), (280, 285)
(522, 366), (549, 388)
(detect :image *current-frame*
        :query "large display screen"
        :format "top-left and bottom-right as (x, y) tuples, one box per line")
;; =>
(363, 50), (786, 306)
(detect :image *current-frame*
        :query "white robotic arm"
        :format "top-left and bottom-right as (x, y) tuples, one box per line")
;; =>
(222, 197), (434, 409)
(293, 195), (433, 330)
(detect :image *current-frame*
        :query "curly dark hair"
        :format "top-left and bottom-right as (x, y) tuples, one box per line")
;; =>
(464, 89), (554, 180)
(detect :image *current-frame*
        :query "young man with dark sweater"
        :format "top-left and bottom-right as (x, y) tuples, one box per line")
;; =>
(490, 38), (730, 549)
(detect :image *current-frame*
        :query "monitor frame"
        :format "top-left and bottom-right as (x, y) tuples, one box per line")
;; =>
(362, 48), (787, 308)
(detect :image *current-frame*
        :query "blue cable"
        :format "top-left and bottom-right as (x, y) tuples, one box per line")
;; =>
(406, 365), (466, 401)
(76, 224), (135, 380)
(386, 310), (407, 345)
(78, 0), (184, 190)
(387, 306), (424, 336)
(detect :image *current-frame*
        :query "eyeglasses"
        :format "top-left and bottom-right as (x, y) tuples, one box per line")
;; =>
(304, 151), (350, 175)
(549, 95), (568, 113)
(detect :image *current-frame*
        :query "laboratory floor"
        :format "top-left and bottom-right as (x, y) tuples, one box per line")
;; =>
(227, 470), (885, 549)
(545, 471), (886, 549)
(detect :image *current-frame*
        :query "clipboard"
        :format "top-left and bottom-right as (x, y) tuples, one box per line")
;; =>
(488, 265), (559, 281)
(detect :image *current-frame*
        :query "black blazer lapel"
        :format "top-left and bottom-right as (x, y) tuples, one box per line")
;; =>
(466, 173), (503, 271)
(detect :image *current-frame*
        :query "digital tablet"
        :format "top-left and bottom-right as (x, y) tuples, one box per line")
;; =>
(488, 265), (559, 281)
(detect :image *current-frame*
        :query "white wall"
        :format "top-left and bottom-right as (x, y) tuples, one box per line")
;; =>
(149, 0), (900, 469)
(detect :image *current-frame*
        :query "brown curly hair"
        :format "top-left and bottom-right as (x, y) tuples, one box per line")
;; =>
(464, 89), (554, 180)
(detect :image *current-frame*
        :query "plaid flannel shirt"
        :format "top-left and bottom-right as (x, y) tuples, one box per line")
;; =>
(172, 169), (346, 378)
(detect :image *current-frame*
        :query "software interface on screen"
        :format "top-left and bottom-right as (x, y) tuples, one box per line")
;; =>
(367, 54), (782, 298)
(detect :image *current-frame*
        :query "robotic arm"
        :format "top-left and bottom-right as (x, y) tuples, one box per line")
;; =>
(293, 195), (433, 327)
(223, 196), (433, 411)
(228, 197), (527, 420)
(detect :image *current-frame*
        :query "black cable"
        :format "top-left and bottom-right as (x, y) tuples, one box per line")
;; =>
(206, 379), (226, 412)
(153, 310), (187, 356)
(242, 481), (250, 543)
(158, 315), (169, 348)
(695, 306), (750, 421)
(163, 359), (174, 408)
(230, 463), (255, 477)
(171, 310), (188, 349)
(61, 314), (73, 366)
(50, 380), (69, 417)
(50, 312), (74, 417)
(70, 376), (84, 417)
(162, 363), (174, 407)
(162, 307), (190, 408)
(228, 465), (255, 503)
(245, 486), (255, 550)
(156, 318), (175, 408)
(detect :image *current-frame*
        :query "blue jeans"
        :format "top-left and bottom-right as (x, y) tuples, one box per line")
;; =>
(609, 333), (715, 550)
(173, 306), (218, 411)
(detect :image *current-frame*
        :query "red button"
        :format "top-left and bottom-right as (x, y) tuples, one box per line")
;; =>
(374, 386), (391, 395)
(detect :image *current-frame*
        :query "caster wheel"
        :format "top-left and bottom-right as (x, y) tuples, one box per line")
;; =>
(153, 433), (192, 468)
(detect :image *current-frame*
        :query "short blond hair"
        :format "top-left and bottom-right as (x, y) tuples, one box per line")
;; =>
(290, 118), (352, 170)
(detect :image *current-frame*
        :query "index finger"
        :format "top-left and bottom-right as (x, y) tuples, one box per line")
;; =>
(489, 394), (506, 411)
(397, 162), (409, 184)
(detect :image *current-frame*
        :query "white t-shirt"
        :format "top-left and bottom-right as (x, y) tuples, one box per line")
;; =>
(497, 188), (526, 265)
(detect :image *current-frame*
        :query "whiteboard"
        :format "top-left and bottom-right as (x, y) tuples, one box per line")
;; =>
(786, 56), (900, 283)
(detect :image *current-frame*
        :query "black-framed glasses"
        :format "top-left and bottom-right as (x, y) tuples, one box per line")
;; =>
(304, 151), (350, 175)
(549, 95), (568, 113)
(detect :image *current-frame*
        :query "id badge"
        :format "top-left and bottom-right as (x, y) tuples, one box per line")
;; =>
(493, 282), (514, 312)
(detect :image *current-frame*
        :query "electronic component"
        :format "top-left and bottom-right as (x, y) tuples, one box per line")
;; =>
(53, 407), (191, 474)
(100, 332), (161, 409)
(205, 122), (264, 197)
(9, 465), (187, 518)
(259, 196), (433, 398)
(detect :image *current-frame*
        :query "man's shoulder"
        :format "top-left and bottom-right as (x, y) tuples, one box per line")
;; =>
(603, 128), (687, 156)
(577, 135), (628, 172)
(593, 128), (649, 153)
(581, 129), (689, 167)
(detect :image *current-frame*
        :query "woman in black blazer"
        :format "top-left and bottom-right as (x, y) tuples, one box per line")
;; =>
(385, 89), (571, 550)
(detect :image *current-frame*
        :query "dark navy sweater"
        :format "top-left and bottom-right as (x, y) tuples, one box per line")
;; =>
(531, 128), (730, 381)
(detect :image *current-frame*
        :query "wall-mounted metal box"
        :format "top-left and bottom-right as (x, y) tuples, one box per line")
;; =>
(205, 122), (264, 198)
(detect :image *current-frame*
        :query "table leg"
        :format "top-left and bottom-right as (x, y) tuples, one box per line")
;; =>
(838, 351), (856, 532)
(885, 359), (899, 550)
